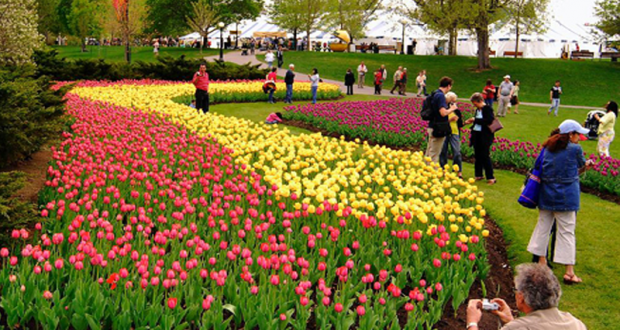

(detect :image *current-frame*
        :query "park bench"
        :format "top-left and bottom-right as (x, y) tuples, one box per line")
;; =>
(489, 50), (496, 56)
(503, 51), (523, 57)
(600, 52), (620, 61)
(570, 51), (594, 60)
(377, 45), (397, 54)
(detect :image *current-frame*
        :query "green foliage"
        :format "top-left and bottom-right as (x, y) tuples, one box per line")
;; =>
(0, 172), (38, 246)
(33, 49), (268, 81)
(0, 65), (69, 168)
(67, 0), (103, 51)
(595, 0), (620, 37)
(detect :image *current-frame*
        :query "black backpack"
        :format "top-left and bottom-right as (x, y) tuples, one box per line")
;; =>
(420, 90), (438, 121)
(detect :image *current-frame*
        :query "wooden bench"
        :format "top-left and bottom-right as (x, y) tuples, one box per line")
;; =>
(503, 51), (523, 57)
(489, 50), (496, 56)
(600, 52), (620, 61)
(377, 45), (398, 54)
(570, 51), (594, 60)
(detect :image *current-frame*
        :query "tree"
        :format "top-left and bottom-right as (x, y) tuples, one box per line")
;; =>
(411, 0), (474, 56)
(146, 0), (262, 36)
(268, 0), (305, 49)
(324, 0), (383, 41)
(109, 0), (150, 62)
(37, 0), (63, 44)
(68, 0), (104, 52)
(503, 0), (549, 58)
(186, 0), (220, 53)
(301, 0), (329, 50)
(594, 0), (620, 37)
(0, 0), (44, 65)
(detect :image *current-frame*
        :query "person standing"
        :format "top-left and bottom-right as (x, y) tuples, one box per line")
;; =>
(265, 50), (275, 68)
(191, 63), (210, 113)
(250, 38), (255, 55)
(439, 92), (463, 177)
(424, 77), (458, 164)
(510, 80), (521, 114)
(344, 69), (355, 95)
(482, 79), (496, 108)
(390, 66), (403, 94)
(527, 120), (594, 285)
(374, 68), (383, 95)
(266, 67), (278, 104)
(309, 68), (320, 104)
(464, 93), (496, 184)
(380, 64), (387, 84)
(497, 75), (514, 117)
(548, 80), (562, 116)
(153, 41), (160, 56)
(276, 46), (284, 68)
(594, 101), (618, 157)
(416, 71), (426, 97)
(284, 64), (295, 104)
(357, 62), (368, 88)
(399, 68), (408, 95)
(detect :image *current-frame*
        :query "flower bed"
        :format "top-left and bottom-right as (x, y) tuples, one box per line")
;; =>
(0, 81), (490, 329)
(286, 99), (620, 197)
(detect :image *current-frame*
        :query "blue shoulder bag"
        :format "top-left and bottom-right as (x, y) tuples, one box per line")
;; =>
(518, 148), (546, 208)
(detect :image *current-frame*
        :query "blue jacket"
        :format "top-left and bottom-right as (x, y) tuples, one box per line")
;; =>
(539, 143), (586, 211)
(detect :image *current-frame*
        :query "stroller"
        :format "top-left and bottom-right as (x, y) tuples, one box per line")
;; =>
(584, 110), (606, 140)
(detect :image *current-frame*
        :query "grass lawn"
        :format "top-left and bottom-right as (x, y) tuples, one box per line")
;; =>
(51, 45), (222, 62)
(493, 104), (620, 157)
(208, 93), (620, 329)
(259, 52), (619, 107)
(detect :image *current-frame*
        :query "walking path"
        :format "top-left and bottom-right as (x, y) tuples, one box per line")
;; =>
(205, 51), (600, 110)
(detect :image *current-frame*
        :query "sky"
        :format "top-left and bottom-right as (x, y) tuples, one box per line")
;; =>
(547, 0), (597, 26)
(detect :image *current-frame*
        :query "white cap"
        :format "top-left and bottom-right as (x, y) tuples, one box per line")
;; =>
(504, 75), (511, 79)
(559, 120), (590, 135)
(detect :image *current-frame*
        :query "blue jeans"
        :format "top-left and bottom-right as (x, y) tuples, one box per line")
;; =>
(311, 86), (318, 104)
(285, 84), (293, 103)
(440, 134), (463, 173)
(548, 98), (560, 115)
(268, 89), (275, 103)
(484, 98), (494, 108)
(267, 61), (273, 68)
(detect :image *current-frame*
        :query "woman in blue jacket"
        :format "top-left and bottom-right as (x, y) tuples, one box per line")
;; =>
(527, 120), (593, 285)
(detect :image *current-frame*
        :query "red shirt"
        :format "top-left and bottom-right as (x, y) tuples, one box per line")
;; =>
(267, 72), (277, 82)
(483, 85), (495, 99)
(374, 72), (382, 84)
(193, 71), (209, 91)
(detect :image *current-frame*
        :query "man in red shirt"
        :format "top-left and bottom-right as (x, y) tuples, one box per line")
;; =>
(192, 64), (210, 113)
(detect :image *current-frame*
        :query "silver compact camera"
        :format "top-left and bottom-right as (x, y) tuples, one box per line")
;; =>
(482, 299), (499, 311)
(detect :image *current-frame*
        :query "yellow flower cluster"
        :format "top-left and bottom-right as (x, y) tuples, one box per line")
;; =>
(73, 83), (487, 236)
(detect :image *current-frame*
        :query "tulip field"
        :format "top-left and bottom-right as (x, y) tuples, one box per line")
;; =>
(0, 80), (492, 329)
(285, 99), (620, 197)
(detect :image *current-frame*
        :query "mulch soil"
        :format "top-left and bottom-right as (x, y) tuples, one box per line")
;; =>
(1, 148), (52, 203)
(281, 119), (620, 206)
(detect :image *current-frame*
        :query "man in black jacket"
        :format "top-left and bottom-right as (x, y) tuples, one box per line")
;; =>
(277, 46), (284, 68)
(284, 64), (295, 104)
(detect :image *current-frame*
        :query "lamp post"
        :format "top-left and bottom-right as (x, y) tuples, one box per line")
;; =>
(218, 22), (225, 61)
(400, 20), (407, 55)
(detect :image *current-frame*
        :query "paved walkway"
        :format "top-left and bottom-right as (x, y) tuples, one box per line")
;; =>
(205, 51), (600, 110)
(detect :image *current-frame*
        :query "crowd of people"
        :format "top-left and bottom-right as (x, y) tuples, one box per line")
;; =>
(350, 62), (427, 97)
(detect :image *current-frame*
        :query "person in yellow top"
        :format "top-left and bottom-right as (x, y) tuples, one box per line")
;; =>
(440, 92), (464, 177)
(594, 101), (618, 157)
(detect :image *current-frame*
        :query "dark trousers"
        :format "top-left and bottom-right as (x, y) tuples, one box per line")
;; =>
(374, 83), (381, 94)
(390, 81), (400, 93)
(473, 137), (494, 179)
(346, 85), (353, 95)
(195, 89), (209, 113)
(399, 81), (407, 95)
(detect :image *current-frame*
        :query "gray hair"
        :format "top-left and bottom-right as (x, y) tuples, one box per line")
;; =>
(289, 64), (295, 68)
(514, 263), (562, 311)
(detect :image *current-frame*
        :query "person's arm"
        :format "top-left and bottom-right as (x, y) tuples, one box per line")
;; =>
(466, 300), (482, 329)
(490, 298), (515, 324)
(205, 73), (209, 92)
(191, 72), (198, 84)
(509, 86), (514, 98)
(550, 90), (553, 101)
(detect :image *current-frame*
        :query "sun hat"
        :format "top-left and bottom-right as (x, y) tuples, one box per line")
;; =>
(503, 75), (511, 79)
(559, 119), (590, 140)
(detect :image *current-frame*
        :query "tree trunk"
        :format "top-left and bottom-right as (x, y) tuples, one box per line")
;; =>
(125, 35), (131, 63)
(448, 27), (458, 56)
(476, 26), (491, 69)
(514, 24), (520, 59)
(307, 28), (311, 51)
(293, 29), (297, 51)
(81, 39), (86, 52)
(200, 34), (204, 53)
